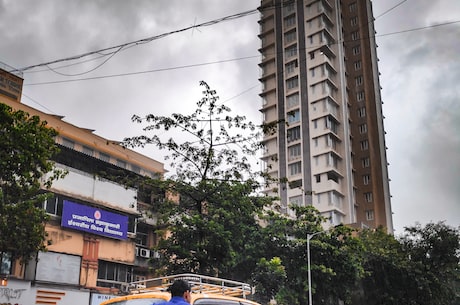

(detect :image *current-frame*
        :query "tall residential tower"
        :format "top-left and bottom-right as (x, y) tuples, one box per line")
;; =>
(258, 0), (393, 231)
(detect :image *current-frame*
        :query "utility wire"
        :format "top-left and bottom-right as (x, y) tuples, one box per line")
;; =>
(24, 55), (259, 86)
(11, 8), (259, 73)
(24, 19), (460, 87)
(374, 0), (408, 19)
(14, 0), (404, 76)
(45, 46), (123, 77)
(13, 1), (293, 75)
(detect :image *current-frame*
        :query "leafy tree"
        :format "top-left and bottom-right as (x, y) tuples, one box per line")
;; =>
(0, 103), (63, 263)
(399, 222), (460, 305)
(252, 257), (286, 304)
(124, 81), (274, 279)
(357, 222), (460, 305)
(253, 206), (362, 305)
(357, 227), (414, 305)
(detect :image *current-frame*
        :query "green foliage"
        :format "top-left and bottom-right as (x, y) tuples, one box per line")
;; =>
(124, 81), (274, 279)
(253, 207), (362, 305)
(252, 257), (286, 304)
(123, 82), (460, 305)
(125, 81), (264, 184)
(0, 103), (63, 262)
(399, 222), (460, 305)
(357, 223), (460, 305)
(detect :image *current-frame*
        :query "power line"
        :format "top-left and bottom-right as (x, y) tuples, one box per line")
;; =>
(12, 8), (259, 73)
(13, 1), (293, 75)
(24, 19), (460, 87)
(44, 47), (123, 77)
(24, 55), (259, 86)
(374, 0), (408, 19)
(13, 0), (406, 77)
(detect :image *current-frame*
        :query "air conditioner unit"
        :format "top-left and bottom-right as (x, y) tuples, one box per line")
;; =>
(139, 248), (150, 258)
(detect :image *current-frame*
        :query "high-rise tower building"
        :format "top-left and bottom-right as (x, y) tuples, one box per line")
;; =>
(258, 0), (393, 231)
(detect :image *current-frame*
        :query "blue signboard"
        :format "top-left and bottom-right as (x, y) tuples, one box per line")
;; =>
(61, 200), (128, 240)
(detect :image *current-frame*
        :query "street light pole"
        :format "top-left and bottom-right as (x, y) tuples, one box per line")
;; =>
(307, 231), (327, 305)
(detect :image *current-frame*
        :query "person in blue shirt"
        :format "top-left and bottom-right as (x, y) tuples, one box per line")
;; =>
(159, 279), (192, 305)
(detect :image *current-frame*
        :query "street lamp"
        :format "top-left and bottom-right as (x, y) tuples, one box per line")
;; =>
(306, 231), (327, 305)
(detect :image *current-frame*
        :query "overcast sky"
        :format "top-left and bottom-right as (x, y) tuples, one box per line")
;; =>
(1, 0), (458, 234)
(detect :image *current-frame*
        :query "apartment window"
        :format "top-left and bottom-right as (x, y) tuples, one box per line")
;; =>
(287, 109), (300, 123)
(363, 174), (371, 185)
(315, 174), (321, 183)
(364, 192), (373, 203)
(285, 45), (297, 58)
(100, 152), (110, 163)
(356, 75), (363, 86)
(322, 81), (332, 95)
(327, 152), (339, 168)
(288, 144), (302, 161)
(316, 193), (321, 204)
(289, 161), (302, 175)
(285, 30), (296, 43)
(117, 159), (127, 168)
(358, 107), (366, 117)
(325, 116), (338, 134)
(359, 123), (367, 134)
(132, 165), (141, 174)
(283, 1), (295, 14)
(287, 126), (301, 142)
(82, 145), (94, 156)
(354, 60), (362, 70)
(327, 134), (337, 149)
(366, 210), (374, 221)
(284, 15), (296, 28)
(97, 260), (133, 288)
(286, 76), (299, 89)
(351, 16), (358, 26)
(328, 191), (342, 207)
(286, 93), (299, 108)
(360, 139), (369, 150)
(357, 91), (365, 101)
(351, 31), (359, 41)
(289, 195), (303, 206)
(0, 252), (12, 275)
(362, 157), (370, 168)
(313, 119), (318, 129)
(286, 60), (298, 75)
(324, 98), (338, 116)
(352, 45), (361, 55)
(327, 170), (340, 183)
(349, 2), (357, 12)
(289, 179), (302, 189)
(135, 223), (149, 246)
(43, 195), (63, 216)
(62, 137), (75, 149)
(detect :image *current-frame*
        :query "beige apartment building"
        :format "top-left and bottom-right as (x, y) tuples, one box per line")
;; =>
(0, 64), (165, 305)
(258, 0), (393, 231)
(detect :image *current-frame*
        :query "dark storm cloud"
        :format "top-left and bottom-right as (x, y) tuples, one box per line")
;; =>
(1, 0), (458, 232)
(374, 0), (460, 232)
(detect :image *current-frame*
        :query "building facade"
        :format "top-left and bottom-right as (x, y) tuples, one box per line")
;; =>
(258, 0), (393, 231)
(0, 64), (166, 305)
